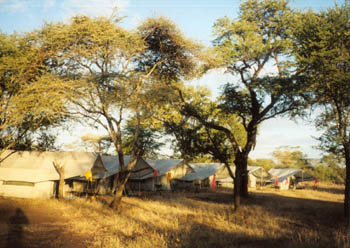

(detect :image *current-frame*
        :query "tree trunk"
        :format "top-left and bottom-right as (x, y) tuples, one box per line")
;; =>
(110, 158), (138, 209)
(240, 124), (258, 198)
(344, 143), (350, 227)
(233, 152), (252, 209)
(53, 161), (64, 199)
(240, 162), (249, 197)
(58, 176), (64, 198)
(233, 165), (241, 211)
(109, 112), (141, 210)
(235, 152), (249, 198)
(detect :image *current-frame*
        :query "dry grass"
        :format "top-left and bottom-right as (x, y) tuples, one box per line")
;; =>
(0, 183), (348, 248)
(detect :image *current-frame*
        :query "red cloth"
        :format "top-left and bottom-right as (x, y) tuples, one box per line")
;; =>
(153, 169), (158, 177)
(212, 174), (216, 191)
(167, 172), (171, 184)
(275, 176), (279, 186)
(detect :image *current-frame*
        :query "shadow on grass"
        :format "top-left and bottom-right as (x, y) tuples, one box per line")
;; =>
(245, 192), (344, 228)
(140, 190), (346, 247)
(121, 207), (304, 248)
(176, 221), (288, 248)
(120, 208), (246, 248)
(7, 208), (29, 248)
(311, 185), (344, 195)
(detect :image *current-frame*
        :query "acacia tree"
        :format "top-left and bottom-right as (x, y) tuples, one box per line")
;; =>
(36, 16), (150, 208)
(181, 0), (306, 208)
(37, 16), (200, 208)
(292, 4), (350, 225)
(0, 31), (66, 153)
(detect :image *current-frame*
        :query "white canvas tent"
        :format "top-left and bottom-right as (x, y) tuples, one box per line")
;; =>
(268, 168), (314, 190)
(127, 159), (193, 191)
(95, 155), (152, 194)
(177, 163), (224, 190)
(215, 166), (264, 189)
(69, 155), (152, 195)
(100, 155), (151, 178)
(0, 150), (105, 199)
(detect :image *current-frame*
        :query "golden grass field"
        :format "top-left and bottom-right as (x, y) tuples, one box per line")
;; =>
(0, 183), (348, 248)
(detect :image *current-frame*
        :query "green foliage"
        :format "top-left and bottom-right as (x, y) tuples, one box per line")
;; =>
(0, 31), (64, 151)
(272, 146), (308, 168)
(213, 0), (294, 67)
(312, 164), (345, 183)
(213, 0), (306, 128)
(314, 153), (346, 183)
(33, 15), (203, 207)
(122, 119), (165, 159)
(189, 154), (215, 163)
(136, 16), (202, 83)
(32, 14), (202, 167)
(35, 16), (149, 159)
(190, 0), (306, 161)
(249, 158), (276, 171)
(293, 5), (350, 156)
(159, 84), (246, 163)
(163, 0), (308, 201)
(292, 6), (350, 224)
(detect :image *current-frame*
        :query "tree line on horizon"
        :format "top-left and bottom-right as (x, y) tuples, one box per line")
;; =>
(1, 0), (350, 225)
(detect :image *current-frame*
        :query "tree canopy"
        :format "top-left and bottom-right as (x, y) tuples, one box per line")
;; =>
(0, 31), (67, 152)
(174, 0), (307, 209)
(30, 15), (202, 208)
(292, 3), (350, 224)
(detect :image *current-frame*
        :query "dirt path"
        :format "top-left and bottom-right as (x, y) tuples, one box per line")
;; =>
(0, 197), (88, 248)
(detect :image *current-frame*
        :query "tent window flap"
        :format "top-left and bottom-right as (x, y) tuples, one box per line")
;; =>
(3, 181), (35, 187)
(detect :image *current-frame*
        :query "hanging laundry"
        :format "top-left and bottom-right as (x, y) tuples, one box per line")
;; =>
(84, 170), (93, 182)
(167, 172), (171, 184)
(212, 173), (216, 191)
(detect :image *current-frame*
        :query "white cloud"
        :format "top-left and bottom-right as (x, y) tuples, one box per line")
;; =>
(0, 0), (27, 13)
(250, 117), (322, 159)
(61, 0), (129, 19)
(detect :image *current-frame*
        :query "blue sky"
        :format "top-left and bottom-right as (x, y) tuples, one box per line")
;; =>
(0, 0), (340, 159)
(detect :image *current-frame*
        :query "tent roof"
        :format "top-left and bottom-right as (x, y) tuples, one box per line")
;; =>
(179, 163), (224, 181)
(133, 159), (183, 180)
(189, 163), (224, 173)
(99, 155), (132, 178)
(148, 159), (183, 175)
(248, 166), (262, 174)
(0, 150), (102, 183)
(98, 155), (152, 180)
(268, 168), (302, 182)
(216, 166), (263, 182)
